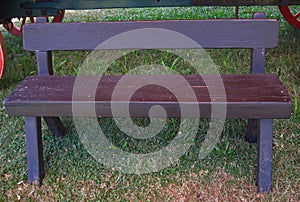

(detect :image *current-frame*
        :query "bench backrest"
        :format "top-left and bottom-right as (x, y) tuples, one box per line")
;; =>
(23, 19), (279, 50)
(22, 15), (279, 74)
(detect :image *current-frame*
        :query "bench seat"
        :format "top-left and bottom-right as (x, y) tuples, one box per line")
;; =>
(4, 74), (292, 118)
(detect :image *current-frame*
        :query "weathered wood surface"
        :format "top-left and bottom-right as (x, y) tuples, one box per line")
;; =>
(4, 74), (292, 118)
(23, 20), (279, 51)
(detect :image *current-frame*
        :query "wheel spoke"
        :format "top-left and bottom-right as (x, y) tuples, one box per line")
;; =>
(29, 17), (35, 23)
(0, 46), (3, 78)
(4, 10), (65, 37)
(279, 6), (300, 30)
(0, 32), (7, 79)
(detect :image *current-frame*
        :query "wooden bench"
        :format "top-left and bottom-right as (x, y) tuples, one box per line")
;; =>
(3, 15), (292, 192)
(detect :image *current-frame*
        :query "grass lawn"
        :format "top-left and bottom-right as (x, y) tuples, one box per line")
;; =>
(0, 6), (299, 201)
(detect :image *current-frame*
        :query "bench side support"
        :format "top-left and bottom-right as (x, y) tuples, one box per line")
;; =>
(25, 117), (44, 184)
(246, 12), (267, 143)
(43, 116), (66, 137)
(246, 119), (259, 143)
(251, 48), (265, 73)
(37, 49), (66, 137)
(36, 51), (53, 75)
(35, 17), (66, 137)
(257, 119), (273, 192)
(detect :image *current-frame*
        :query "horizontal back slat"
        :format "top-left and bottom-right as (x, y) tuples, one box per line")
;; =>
(23, 19), (279, 51)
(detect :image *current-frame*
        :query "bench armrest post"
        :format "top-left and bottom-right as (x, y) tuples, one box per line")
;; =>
(35, 17), (66, 137)
(246, 13), (267, 144)
(36, 51), (53, 75)
(251, 49), (265, 73)
(35, 17), (54, 75)
(251, 12), (266, 74)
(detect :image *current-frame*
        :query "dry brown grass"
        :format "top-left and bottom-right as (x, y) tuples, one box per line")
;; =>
(4, 169), (299, 201)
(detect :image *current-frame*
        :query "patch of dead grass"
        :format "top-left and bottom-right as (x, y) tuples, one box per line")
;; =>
(4, 169), (299, 201)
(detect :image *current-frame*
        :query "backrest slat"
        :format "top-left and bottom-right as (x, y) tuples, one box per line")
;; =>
(23, 19), (279, 51)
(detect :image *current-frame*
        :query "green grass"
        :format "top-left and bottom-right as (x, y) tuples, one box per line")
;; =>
(0, 6), (300, 201)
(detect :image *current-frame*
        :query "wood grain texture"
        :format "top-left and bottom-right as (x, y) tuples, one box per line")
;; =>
(23, 20), (279, 51)
(4, 74), (292, 118)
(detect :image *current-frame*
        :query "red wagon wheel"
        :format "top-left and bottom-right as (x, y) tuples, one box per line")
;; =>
(279, 6), (300, 30)
(3, 9), (65, 37)
(0, 31), (7, 79)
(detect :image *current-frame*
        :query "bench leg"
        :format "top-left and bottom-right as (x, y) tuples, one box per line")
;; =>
(246, 119), (259, 143)
(257, 119), (273, 192)
(25, 117), (44, 185)
(43, 117), (66, 137)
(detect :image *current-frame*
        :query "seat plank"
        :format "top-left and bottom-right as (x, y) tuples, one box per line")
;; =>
(23, 20), (279, 51)
(4, 74), (292, 118)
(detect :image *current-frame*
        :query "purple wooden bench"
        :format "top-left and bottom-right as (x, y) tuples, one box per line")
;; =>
(3, 14), (292, 192)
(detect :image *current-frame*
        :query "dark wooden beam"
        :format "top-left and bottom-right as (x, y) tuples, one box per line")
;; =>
(23, 20), (279, 51)
(4, 74), (292, 119)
